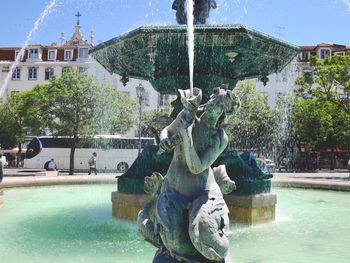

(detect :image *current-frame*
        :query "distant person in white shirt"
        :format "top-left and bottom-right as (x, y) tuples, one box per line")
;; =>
(48, 159), (57, 171)
(88, 152), (97, 175)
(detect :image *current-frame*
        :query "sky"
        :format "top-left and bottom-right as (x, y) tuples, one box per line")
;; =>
(0, 0), (350, 47)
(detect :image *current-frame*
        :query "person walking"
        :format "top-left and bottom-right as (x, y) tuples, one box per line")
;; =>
(88, 152), (97, 175)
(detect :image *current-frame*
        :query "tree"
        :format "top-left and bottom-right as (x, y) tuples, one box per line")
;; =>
(31, 69), (135, 174)
(140, 107), (172, 143)
(296, 54), (350, 114)
(0, 91), (45, 166)
(294, 99), (333, 149)
(296, 54), (350, 167)
(228, 81), (276, 155)
(293, 98), (350, 169)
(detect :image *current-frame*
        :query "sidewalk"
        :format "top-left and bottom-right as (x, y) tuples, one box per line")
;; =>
(1, 168), (119, 188)
(2, 169), (350, 191)
(272, 172), (350, 191)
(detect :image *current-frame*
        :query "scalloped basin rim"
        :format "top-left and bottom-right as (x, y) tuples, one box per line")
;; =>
(89, 24), (300, 96)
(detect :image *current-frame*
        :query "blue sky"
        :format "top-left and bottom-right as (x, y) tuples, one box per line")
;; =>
(0, 0), (350, 47)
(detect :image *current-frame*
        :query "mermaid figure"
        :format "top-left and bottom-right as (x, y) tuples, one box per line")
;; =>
(138, 86), (240, 263)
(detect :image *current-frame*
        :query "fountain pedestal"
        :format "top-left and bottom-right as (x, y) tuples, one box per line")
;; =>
(111, 191), (276, 224)
(0, 191), (3, 207)
(111, 191), (151, 221)
(224, 193), (276, 225)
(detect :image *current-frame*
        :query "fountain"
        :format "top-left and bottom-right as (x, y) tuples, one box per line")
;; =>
(89, 1), (299, 261)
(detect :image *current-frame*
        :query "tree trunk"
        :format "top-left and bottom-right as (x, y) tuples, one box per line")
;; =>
(17, 142), (22, 168)
(69, 146), (76, 175)
(330, 147), (335, 170)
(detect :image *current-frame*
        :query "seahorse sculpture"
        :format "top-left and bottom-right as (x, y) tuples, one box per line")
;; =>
(138, 86), (240, 263)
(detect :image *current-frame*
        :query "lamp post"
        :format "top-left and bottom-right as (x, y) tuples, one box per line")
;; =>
(136, 83), (145, 156)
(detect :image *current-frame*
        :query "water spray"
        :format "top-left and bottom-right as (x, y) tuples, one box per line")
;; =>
(0, 0), (57, 99)
(186, 0), (195, 97)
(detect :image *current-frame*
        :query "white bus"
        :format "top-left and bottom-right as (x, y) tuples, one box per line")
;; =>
(24, 135), (156, 172)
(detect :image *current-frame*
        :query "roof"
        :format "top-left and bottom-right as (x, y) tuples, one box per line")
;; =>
(299, 43), (349, 52)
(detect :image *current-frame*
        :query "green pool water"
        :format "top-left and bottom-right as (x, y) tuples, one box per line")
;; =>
(0, 185), (349, 263)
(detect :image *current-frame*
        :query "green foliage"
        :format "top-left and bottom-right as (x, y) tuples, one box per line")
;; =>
(0, 91), (45, 149)
(227, 81), (275, 153)
(294, 99), (332, 149)
(294, 98), (350, 151)
(296, 54), (350, 114)
(140, 107), (172, 143)
(27, 69), (136, 173)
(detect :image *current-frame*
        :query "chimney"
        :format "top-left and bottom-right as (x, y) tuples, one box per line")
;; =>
(60, 32), (65, 46)
(90, 29), (94, 46)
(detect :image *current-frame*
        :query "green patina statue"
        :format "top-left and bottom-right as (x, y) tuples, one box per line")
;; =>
(138, 86), (239, 263)
(172, 0), (217, 25)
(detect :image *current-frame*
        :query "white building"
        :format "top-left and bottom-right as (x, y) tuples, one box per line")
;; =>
(254, 43), (350, 108)
(0, 14), (174, 115)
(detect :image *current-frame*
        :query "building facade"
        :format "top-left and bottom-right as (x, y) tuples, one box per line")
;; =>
(254, 43), (350, 107)
(0, 16), (174, 115)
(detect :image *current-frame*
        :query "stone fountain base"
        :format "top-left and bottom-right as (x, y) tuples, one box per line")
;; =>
(224, 193), (276, 225)
(0, 191), (4, 207)
(111, 191), (276, 224)
(111, 191), (153, 221)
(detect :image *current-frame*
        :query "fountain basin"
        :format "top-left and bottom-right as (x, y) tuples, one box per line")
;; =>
(0, 185), (349, 263)
(89, 24), (299, 99)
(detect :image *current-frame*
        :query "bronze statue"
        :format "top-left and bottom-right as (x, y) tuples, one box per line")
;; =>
(138, 86), (239, 262)
(172, 0), (218, 25)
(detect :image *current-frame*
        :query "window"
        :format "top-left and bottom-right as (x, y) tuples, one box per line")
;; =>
(62, 67), (72, 75)
(301, 52), (309, 61)
(28, 67), (37, 80)
(48, 50), (56, 60)
(2, 66), (9, 72)
(303, 68), (313, 84)
(15, 51), (21, 60)
(12, 68), (20, 80)
(143, 91), (150, 106)
(78, 67), (88, 74)
(79, 48), (89, 58)
(64, 50), (73, 60)
(159, 94), (170, 106)
(29, 49), (39, 59)
(320, 49), (330, 59)
(334, 52), (345, 56)
(45, 67), (54, 80)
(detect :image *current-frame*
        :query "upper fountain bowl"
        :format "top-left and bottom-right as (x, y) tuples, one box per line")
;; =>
(89, 24), (300, 100)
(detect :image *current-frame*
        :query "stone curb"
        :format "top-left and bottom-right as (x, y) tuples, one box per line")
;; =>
(0, 175), (116, 189)
(272, 178), (350, 192)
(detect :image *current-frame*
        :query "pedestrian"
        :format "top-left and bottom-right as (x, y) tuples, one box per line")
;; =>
(47, 158), (57, 171)
(347, 159), (350, 179)
(88, 152), (97, 175)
